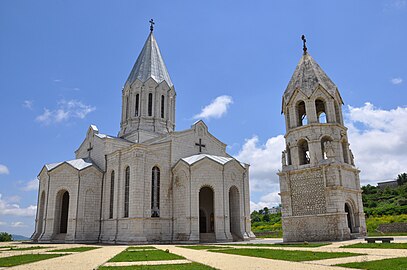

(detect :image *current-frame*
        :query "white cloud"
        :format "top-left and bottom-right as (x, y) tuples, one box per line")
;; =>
(391, 0), (406, 9)
(390, 77), (403, 85)
(0, 194), (37, 217)
(21, 179), (38, 192)
(11, 221), (27, 228)
(0, 164), (9, 175)
(346, 103), (407, 184)
(36, 99), (95, 125)
(237, 103), (407, 211)
(193, 95), (233, 120)
(235, 135), (285, 192)
(23, 100), (34, 110)
(0, 221), (6, 226)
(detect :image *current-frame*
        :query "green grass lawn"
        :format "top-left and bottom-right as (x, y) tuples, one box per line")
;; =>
(0, 254), (65, 267)
(225, 243), (330, 248)
(210, 248), (363, 262)
(108, 248), (184, 262)
(99, 262), (215, 270)
(0, 245), (15, 249)
(341, 242), (407, 249)
(177, 245), (231, 250)
(336, 257), (407, 270)
(9, 246), (50, 251)
(48, 246), (100, 252)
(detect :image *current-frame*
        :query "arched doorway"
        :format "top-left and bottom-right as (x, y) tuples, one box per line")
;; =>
(345, 203), (354, 233)
(55, 190), (70, 235)
(229, 186), (241, 240)
(199, 186), (214, 241)
(199, 210), (206, 233)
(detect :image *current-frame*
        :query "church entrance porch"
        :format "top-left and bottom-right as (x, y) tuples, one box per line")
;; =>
(53, 190), (69, 241)
(199, 186), (215, 242)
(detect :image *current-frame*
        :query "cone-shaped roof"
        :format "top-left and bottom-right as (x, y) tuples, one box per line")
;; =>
(282, 52), (342, 109)
(125, 32), (173, 88)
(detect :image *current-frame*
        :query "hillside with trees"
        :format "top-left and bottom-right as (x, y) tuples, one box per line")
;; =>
(251, 173), (407, 237)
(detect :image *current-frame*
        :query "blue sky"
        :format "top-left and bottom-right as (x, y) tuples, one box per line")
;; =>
(1, 0), (407, 237)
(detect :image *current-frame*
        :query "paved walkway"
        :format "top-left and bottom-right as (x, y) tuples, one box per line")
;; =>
(154, 245), (353, 270)
(8, 245), (126, 270)
(0, 237), (406, 270)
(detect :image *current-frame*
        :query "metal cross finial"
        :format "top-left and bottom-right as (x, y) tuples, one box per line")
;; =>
(149, 19), (155, 32)
(301, 35), (307, 54)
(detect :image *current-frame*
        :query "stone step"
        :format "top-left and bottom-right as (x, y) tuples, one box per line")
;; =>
(200, 233), (216, 243)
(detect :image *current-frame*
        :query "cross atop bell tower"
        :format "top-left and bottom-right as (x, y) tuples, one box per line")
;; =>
(278, 41), (366, 242)
(118, 21), (176, 143)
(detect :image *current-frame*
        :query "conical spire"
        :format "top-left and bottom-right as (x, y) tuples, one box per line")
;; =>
(125, 30), (173, 88)
(282, 51), (343, 108)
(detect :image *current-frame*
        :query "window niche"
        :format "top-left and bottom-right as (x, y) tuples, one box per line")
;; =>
(151, 166), (160, 217)
(315, 99), (327, 123)
(148, 93), (153, 117)
(321, 136), (333, 160)
(124, 166), (130, 218)
(135, 94), (140, 116)
(298, 139), (310, 165)
(109, 171), (115, 219)
(296, 101), (307, 127)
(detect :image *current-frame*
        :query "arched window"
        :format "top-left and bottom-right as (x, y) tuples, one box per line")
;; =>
(161, 95), (165, 118)
(315, 99), (327, 123)
(342, 141), (349, 164)
(135, 94), (140, 116)
(124, 167), (130, 218)
(109, 171), (115, 219)
(298, 139), (310, 165)
(125, 96), (129, 120)
(151, 166), (160, 217)
(321, 136), (333, 160)
(148, 93), (153, 116)
(296, 101), (307, 126)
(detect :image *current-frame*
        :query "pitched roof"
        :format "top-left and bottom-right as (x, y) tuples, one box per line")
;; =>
(181, 154), (245, 168)
(282, 52), (342, 109)
(45, 158), (95, 172)
(125, 32), (173, 88)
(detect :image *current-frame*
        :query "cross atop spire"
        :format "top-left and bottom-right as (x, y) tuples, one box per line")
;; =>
(301, 35), (307, 54)
(149, 19), (155, 32)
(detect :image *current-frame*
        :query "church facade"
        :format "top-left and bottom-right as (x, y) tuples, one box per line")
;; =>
(278, 39), (367, 242)
(31, 25), (254, 244)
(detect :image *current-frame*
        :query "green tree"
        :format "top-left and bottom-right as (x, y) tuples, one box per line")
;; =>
(0, 232), (12, 242)
(397, 173), (407, 186)
(263, 214), (271, 222)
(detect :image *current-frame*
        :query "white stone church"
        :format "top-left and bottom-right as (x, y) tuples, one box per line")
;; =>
(31, 25), (254, 244)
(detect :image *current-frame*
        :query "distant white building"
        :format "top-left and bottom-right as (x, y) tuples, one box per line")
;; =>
(31, 24), (254, 244)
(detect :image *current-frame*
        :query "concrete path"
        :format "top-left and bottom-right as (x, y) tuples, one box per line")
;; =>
(103, 259), (191, 267)
(154, 245), (354, 270)
(9, 245), (126, 270)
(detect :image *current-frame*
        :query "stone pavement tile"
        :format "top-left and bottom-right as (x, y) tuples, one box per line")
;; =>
(9, 245), (127, 270)
(154, 245), (354, 270)
(103, 259), (191, 266)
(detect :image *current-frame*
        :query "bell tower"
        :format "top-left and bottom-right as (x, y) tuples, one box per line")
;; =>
(119, 20), (176, 143)
(278, 36), (366, 242)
